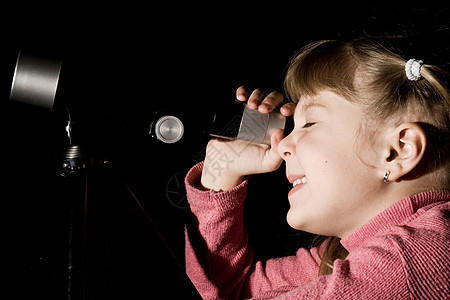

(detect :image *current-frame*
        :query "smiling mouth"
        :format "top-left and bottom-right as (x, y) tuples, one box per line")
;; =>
(292, 176), (307, 187)
(288, 175), (307, 197)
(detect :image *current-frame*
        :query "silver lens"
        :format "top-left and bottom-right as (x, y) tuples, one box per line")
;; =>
(154, 115), (184, 144)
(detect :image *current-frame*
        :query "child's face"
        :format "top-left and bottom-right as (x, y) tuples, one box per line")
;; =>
(279, 91), (381, 237)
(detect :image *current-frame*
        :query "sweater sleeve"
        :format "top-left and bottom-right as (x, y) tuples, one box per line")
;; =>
(184, 162), (321, 299)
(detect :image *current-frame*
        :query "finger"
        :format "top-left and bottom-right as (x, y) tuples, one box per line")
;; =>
(259, 91), (284, 113)
(262, 128), (284, 172)
(280, 102), (296, 116)
(271, 128), (284, 149)
(236, 86), (248, 102)
(247, 88), (267, 109)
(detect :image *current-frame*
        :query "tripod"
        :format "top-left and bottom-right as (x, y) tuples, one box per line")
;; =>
(59, 146), (201, 299)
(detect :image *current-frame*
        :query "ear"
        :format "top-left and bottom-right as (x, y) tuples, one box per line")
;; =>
(382, 122), (427, 181)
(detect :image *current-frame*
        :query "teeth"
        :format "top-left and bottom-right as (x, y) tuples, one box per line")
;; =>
(293, 177), (307, 187)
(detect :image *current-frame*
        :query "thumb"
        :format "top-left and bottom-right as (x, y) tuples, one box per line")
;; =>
(261, 128), (284, 172)
(271, 128), (285, 148)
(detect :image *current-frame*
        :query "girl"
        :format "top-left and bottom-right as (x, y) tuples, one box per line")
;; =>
(184, 37), (450, 299)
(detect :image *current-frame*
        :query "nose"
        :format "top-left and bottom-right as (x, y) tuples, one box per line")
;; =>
(278, 132), (295, 160)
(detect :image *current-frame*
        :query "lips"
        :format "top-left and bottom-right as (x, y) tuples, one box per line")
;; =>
(292, 176), (307, 187)
(287, 175), (307, 197)
(288, 175), (307, 185)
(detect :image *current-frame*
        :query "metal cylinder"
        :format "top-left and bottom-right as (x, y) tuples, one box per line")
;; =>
(210, 102), (287, 146)
(10, 51), (62, 109)
(237, 105), (286, 145)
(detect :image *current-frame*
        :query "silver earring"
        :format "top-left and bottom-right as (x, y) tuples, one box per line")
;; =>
(383, 171), (391, 183)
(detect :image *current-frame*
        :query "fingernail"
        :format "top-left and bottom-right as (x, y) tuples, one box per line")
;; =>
(280, 106), (290, 116)
(248, 100), (258, 108)
(259, 103), (270, 111)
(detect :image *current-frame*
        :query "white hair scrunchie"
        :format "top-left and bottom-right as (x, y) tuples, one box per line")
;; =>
(405, 58), (423, 81)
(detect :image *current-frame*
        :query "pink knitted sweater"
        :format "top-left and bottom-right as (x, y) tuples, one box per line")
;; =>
(184, 162), (450, 299)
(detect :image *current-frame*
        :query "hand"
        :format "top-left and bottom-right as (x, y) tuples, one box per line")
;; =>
(236, 86), (296, 117)
(200, 86), (294, 191)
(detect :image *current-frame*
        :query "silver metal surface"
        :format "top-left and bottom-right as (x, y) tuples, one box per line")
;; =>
(237, 106), (285, 145)
(10, 51), (62, 109)
(155, 115), (184, 144)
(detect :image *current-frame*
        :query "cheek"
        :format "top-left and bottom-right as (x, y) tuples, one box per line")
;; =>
(295, 134), (357, 198)
(295, 135), (338, 175)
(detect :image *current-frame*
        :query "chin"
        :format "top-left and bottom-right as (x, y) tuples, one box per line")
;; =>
(286, 210), (330, 235)
(286, 210), (306, 231)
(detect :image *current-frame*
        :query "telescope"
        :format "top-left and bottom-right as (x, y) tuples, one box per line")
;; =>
(10, 51), (291, 158)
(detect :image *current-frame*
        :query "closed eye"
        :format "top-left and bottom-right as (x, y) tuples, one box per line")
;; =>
(302, 122), (316, 128)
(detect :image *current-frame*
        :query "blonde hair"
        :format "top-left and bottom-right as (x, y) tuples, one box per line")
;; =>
(284, 38), (450, 275)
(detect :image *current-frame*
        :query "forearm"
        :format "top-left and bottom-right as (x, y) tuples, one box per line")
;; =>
(185, 162), (252, 299)
(200, 172), (245, 192)
(199, 142), (246, 192)
(184, 210), (252, 299)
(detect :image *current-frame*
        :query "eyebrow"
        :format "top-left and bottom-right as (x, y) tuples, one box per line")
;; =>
(293, 102), (327, 118)
(303, 102), (326, 111)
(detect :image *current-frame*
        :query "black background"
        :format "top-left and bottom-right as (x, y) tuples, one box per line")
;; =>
(7, 4), (448, 299)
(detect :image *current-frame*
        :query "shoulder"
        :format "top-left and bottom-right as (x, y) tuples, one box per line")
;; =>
(388, 200), (450, 243)
(349, 200), (450, 261)
(382, 201), (450, 298)
(387, 199), (450, 262)
(341, 201), (450, 298)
